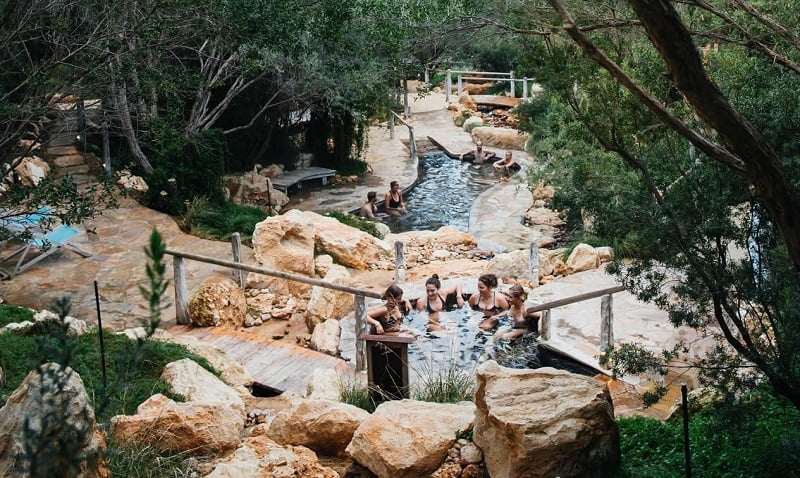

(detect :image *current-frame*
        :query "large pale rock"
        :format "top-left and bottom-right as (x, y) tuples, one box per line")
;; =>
(305, 264), (353, 332)
(309, 319), (340, 356)
(11, 156), (50, 187)
(110, 394), (243, 455)
(156, 334), (253, 394)
(473, 361), (620, 478)
(566, 243), (600, 273)
(538, 248), (567, 277)
(386, 226), (477, 250)
(188, 276), (246, 328)
(485, 249), (530, 281)
(223, 170), (289, 208)
(0, 363), (107, 478)
(459, 92), (478, 111)
(347, 399), (476, 478)
(249, 209), (316, 295)
(304, 368), (343, 401)
(110, 359), (246, 455)
(267, 396), (369, 457)
(471, 126), (529, 151)
(463, 115), (484, 132)
(306, 211), (392, 269)
(161, 359), (246, 414)
(205, 435), (338, 478)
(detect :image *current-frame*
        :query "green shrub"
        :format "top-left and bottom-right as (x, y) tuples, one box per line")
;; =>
(339, 379), (378, 413)
(0, 303), (34, 328)
(326, 211), (384, 238)
(183, 196), (268, 242)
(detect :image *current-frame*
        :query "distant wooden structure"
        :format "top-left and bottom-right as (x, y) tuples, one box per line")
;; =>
(271, 167), (337, 193)
(169, 324), (354, 395)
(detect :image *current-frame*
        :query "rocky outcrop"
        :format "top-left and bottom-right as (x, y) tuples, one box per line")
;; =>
(110, 359), (246, 455)
(0, 363), (108, 478)
(267, 395), (369, 457)
(305, 264), (353, 332)
(10, 155), (50, 187)
(306, 211), (392, 270)
(309, 319), (340, 356)
(471, 126), (530, 151)
(204, 435), (338, 478)
(566, 243), (603, 273)
(347, 399), (476, 478)
(223, 167), (289, 211)
(188, 276), (247, 328)
(249, 209), (316, 295)
(304, 368), (343, 401)
(473, 361), (620, 478)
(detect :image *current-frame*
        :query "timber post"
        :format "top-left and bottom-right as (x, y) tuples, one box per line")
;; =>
(174, 256), (190, 325)
(394, 241), (406, 284)
(355, 294), (367, 371)
(600, 293), (614, 351)
(231, 233), (244, 287)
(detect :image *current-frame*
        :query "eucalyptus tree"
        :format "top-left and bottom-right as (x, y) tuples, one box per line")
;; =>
(484, 1), (800, 408)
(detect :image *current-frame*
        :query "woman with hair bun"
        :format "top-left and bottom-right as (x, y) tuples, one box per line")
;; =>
(415, 274), (465, 332)
(496, 284), (541, 340)
(366, 285), (412, 335)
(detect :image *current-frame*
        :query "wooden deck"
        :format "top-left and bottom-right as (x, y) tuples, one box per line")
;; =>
(168, 325), (354, 395)
(271, 167), (337, 193)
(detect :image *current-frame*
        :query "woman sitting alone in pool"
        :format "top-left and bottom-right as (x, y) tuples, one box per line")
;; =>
(468, 273), (510, 331)
(384, 181), (407, 216)
(495, 285), (541, 341)
(415, 274), (465, 332)
(367, 285), (412, 335)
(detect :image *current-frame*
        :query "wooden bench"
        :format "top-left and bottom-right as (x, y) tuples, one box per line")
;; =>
(271, 167), (337, 193)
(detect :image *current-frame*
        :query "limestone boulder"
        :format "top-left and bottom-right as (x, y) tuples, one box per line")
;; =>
(0, 363), (107, 478)
(116, 170), (149, 193)
(267, 395), (369, 456)
(463, 115), (484, 132)
(249, 209), (316, 295)
(596, 246), (614, 263)
(188, 276), (246, 328)
(566, 243), (600, 273)
(258, 163), (284, 178)
(110, 359), (246, 456)
(304, 368), (343, 401)
(473, 361), (620, 478)
(346, 399), (476, 478)
(485, 249), (531, 281)
(11, 156), (50, 187)
(305, 264), (353, 332)
(386, 226), (477, 251)
(155, 334), (253, 395)
(309, 319), (341, 357)
(471, 126), (530, 151)
(538, 248), (567, 277)
(205, 435), (338, 478)
(110, 394), (244, 455)
(223, 170), (289, 209)
(459, 92), (477, 111)
(307, 211), (392, 270)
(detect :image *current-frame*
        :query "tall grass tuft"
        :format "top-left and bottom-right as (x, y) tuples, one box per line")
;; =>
(182, 196), (267, 242)
(107, 443), (199, 478)
(339, 379), (379, 413)
(412, 361), (475, 403)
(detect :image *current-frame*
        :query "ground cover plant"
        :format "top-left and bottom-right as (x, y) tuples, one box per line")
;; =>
(182, 196), (268, 243)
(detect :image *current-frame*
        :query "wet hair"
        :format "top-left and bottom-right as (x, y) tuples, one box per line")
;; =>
(478, 273), (498, 288)
(425, 274), (441, 290)
(383, 285), (404, 301)
(367, 191), (377, 201)
(390, 180), (399, 188)
(508, 284), (527, 301)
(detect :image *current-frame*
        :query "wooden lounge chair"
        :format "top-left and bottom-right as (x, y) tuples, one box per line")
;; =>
(0, 223), (91, 278)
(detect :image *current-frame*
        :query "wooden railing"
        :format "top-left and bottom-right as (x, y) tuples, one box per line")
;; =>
(388, 111), (418, 161)
(165, 233), (381, 372)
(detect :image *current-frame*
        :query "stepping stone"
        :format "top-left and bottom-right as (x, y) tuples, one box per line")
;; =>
(54, 154), (86, 167)
(46, 146), (80, 156)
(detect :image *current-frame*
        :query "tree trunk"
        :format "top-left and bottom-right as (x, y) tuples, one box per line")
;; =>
(111, 77), (153, 173)
(627, 0), (800, 273)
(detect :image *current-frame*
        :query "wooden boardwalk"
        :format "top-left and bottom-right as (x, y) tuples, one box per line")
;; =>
(168, 325), (354, 395)
(271, 167), (337, 193)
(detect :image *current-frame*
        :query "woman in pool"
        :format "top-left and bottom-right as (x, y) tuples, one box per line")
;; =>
(495, 285), (541, 340)
(367, 285), (412, 335)
(384, 181), (407, 216)
(415, 274), (465, 331)
(468, 273), (510, 331)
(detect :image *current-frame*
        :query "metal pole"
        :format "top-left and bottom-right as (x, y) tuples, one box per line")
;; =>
(93, 280), (107, 390)
(509, 70), (515, 97)
(682, 383), (692, 478)
(523, 77), (529, 98)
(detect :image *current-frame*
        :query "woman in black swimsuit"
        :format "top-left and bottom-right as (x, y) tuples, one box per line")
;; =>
(468, 273), (509, 331)
(495, 285), (541, 340)
(367, 285), (412, 335)
(384, 181), (407, 216)
(415, 274), (464, 331)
